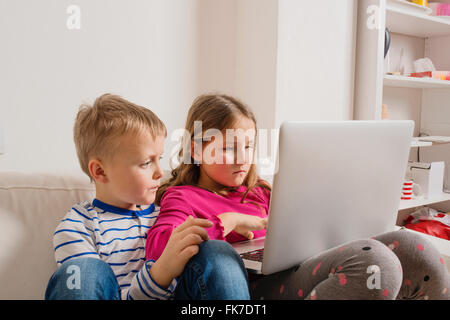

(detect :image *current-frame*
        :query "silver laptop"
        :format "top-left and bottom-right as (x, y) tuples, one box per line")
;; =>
(232, 121), (414, 275)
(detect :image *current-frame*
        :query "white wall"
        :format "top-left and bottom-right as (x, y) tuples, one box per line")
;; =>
(275, 0), (358, 127)
(0, 0), (357, 175)
(196, 0), (237, 96)
(0, 0), (201, 175)
(234, 0), (278, 132)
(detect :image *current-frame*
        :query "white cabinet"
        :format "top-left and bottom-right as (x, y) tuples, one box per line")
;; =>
(354, 0), (450, 257)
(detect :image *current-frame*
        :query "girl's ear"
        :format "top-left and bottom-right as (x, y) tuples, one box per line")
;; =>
(88, 158), (109, 183)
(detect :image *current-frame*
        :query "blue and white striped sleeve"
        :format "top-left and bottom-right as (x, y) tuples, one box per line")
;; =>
(126, 260), (178, 300)
(53, 208), (100, 266)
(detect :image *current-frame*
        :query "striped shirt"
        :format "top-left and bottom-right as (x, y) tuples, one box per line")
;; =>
(53, 198), (177, 300)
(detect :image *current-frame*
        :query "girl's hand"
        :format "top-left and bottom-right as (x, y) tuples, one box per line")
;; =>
(218, 212), (267, 240)
(150, 216), (213, 288)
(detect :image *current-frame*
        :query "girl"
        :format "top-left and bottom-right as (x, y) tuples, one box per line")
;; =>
(145, 94), (450, 300)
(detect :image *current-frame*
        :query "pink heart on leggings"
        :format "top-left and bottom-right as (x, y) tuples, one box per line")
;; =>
(338, 273), (347, 286)
(312, 262), (322, 275)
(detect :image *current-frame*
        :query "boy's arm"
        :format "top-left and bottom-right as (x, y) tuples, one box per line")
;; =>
(145, 188), (226, 261)
(145, 217), (212, 289)
(53, 207), (100, 266)
(127, 214), (211, 300)
(55, 206), (175, 300)
(126, 259), (179, 300)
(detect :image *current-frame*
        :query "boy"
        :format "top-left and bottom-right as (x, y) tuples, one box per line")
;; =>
(45, 94), (213, 300)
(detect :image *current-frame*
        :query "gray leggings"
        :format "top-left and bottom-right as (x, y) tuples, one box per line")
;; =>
(249, 229), (450, 300)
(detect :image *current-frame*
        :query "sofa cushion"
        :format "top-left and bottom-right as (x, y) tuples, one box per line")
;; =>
(0, 172), (95, 299)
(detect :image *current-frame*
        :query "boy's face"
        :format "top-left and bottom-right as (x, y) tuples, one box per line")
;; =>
(95, 131), (165, 210)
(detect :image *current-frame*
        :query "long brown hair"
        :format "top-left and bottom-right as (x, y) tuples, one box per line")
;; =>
(155, 94), (271, 205)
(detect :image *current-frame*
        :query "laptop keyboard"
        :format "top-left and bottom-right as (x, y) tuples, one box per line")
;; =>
(240, 248), (264, 262)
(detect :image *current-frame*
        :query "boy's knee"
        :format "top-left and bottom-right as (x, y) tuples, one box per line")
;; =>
(45, 257), (119, 300)
(57, 257), (114, 280)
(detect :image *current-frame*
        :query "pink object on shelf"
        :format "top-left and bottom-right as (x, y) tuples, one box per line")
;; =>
(429, 3), (450, 16)
(410, 71), (450, 81)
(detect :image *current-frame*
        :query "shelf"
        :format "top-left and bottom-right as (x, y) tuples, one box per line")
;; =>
(411, 139), (432, 148)
(386, 1), (450, 37)
(410, 137), (450, 148)
(384, 75), (450, 89)
(399, 192), (450, 210)
(416, 136), (450, 145)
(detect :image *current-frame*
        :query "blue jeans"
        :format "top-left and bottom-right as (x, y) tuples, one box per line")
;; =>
(45, 240), (250, 300)
(45, 257), (121, 300)
(174, 240), (250, 300)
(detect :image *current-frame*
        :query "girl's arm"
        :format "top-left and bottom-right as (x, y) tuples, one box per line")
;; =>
(145, 189), (214, 289)
(218, 212), (267, 240)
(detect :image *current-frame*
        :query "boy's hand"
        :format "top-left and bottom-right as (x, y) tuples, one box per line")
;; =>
(218, 212), (267, 240)
(150, 216), (213, 289)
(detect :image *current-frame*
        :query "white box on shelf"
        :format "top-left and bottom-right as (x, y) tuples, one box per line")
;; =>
(406, 161), (445, 199)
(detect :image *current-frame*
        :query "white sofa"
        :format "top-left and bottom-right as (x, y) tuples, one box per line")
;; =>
(1, 171), (449, 300)
(0, 171), (95, 299)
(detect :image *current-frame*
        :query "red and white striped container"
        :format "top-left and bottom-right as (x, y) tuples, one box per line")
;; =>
(401, 180), (414, 200)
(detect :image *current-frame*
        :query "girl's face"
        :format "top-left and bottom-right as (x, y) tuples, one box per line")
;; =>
(195, 117), (256, 191)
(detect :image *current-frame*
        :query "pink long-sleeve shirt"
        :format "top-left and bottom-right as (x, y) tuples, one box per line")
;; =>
(145, 185), (270, 261)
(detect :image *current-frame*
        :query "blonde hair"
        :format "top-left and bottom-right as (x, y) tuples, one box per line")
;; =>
(73, 93), (166, 180)
(155, 94), (270, 206)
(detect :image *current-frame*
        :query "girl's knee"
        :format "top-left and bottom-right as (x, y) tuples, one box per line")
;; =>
(348, 239), (403, 298)
(377, 230), (450, 299)
(379, 229), (444, 270)
(349, 239), (401, 266)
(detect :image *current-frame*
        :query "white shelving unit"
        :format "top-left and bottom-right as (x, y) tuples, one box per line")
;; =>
(386, 2), (450, 37)
(411, 139), (432, 148)
(354, 0), (450, 256)
(384, 74), (450, 89)
(399, 193), (450, 210)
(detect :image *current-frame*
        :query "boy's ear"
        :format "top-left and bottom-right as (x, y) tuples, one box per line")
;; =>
(88, 159), (108, 183)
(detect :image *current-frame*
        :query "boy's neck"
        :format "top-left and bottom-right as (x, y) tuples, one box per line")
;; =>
(95, 187), (138, 211)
